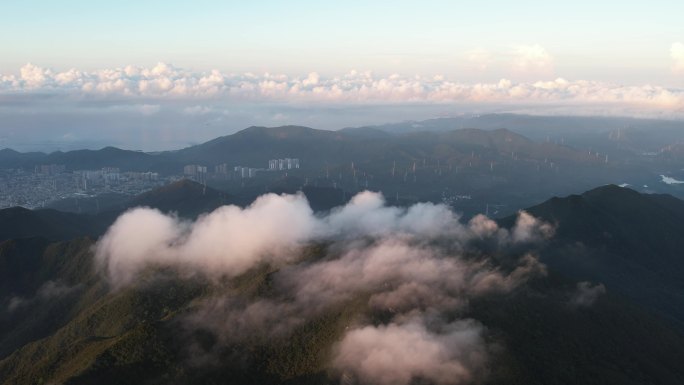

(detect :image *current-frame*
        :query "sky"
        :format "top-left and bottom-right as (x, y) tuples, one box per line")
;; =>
(1, 1), (683, 151)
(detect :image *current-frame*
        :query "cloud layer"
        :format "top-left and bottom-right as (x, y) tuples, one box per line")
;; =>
(96, 191), (553, 384)
(95, 191), (550, 287)
(2, 63), (683, 117)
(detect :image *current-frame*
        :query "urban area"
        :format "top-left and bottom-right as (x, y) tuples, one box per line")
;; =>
(0, 158), (300, 209)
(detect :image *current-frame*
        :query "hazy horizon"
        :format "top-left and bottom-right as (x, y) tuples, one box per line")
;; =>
(2, 1), (684, 151)
(1, 110), (683, 153)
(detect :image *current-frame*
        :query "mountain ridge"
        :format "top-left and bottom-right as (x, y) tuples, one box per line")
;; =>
(510, 184), (684, 329)
(1, 185), (684, 383)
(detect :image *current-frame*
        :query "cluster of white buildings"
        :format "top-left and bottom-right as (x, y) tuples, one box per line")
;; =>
(234, 166), (260, 178)
(268, 158), (300, 170)
(183, 158), (301, 181)
(183, 164), (207, 176)
(72, 168), (159, 190)
(222, 157), (304, 179)
(214, 163), (230, 175)
(73, 167), (122, 189)
(34, 164), (66, 175)
(183, 164), (208, 183)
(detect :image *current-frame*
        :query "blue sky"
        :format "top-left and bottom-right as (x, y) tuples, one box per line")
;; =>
(0, 1), (683, 151)
(1, 1), (683, 84)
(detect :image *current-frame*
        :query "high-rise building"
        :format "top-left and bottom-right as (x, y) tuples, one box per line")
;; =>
(34, 164), (66, 175)
(215, 163), (230, 174)
(183, 165), (207, 183)
(268, 158), (300, 170)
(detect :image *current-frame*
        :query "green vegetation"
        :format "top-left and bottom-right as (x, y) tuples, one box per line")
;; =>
(3, 185), (684, 384)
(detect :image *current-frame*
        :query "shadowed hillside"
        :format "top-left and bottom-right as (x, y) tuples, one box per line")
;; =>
(509, 185), (684, 329)
(2, 186), (684, 384)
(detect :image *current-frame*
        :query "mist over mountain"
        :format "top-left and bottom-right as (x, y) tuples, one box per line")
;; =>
(4, 1), (684, 383)
(2, 115), (684, 385)
(2, 184), (684, 384)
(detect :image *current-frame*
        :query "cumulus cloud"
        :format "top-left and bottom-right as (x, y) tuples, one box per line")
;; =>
(19, 63), (52, 88)
(511, 211), (555, 243)
(96, 191), (552, 287)
(302, 72), (320, 86)
(323, 191), (465, 239)
(96, 192), (318, 287)
(1, 63), (683, 117)
(672, 42), (684, 73)
(511, 44), (554, 74)
(96, 190), (552, 382)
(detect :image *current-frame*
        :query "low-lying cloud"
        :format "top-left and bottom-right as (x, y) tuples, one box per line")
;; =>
(96, 191), (550, 287)
(5, 280), (82, 313)
(95, 190), (553, 384)
(95, 192), (318, 286)
(334, 318), (487, 385)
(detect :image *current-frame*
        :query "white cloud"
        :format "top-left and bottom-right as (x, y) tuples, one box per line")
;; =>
(19, 63), (52, 88)
(334, 318), (486, 385)
(511, 44), (554, 74)
(96, 192), (318, 287)
(96, 190), (551, 287)
(1, 63), (683, 117)
(672, 42), (684, 73)
(97, 191), (553, 382)
(302, 72), (320, 86)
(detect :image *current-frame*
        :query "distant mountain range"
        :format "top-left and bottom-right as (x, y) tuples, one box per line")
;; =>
(4, 115), (682, 171)
(2, 116), (684, 217)
(0, 147), (157, 171)
(3, 112), (683, 161)
(346, 114), (684, 154)
(0, 123), (633, 218)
